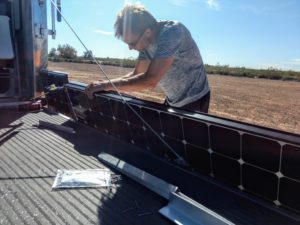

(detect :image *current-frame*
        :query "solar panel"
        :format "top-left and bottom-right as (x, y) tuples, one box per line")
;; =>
(45, 81), (300, 214)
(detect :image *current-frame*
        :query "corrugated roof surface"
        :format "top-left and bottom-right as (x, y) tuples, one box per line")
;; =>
(0, 111), (172, 225)
(1, 110), (300, 225)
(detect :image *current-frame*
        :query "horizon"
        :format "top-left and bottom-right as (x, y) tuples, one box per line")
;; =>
(47, 0), (300, 72)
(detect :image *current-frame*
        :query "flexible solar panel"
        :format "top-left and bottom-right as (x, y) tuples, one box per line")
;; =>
(45, 81), (300, 214)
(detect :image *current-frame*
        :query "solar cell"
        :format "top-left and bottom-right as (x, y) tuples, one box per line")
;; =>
(242, 164), (278, 201)
(212, 153), (241, 186)
(279, 177), (300, 210)
(243, 134), (281, 172)
(281, 144), (300, 180)
(210, 125), (240, 159)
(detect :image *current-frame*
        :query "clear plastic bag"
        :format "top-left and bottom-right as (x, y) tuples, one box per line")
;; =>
(52, 169), (111, 189)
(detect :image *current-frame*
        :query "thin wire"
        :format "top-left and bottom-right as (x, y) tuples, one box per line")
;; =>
(64, 88), (78, 122)
(49, 0), (186, 165)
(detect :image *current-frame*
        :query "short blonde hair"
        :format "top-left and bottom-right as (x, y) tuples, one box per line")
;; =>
(114, 3), (157, 39)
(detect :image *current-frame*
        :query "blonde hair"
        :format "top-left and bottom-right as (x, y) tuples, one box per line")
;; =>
(114, 2), (157, 39)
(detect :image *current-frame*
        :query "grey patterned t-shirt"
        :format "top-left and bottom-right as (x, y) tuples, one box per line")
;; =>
(138, 20), (210, 107)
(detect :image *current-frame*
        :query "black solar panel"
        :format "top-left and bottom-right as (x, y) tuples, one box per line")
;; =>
(45, 81), (300, 215)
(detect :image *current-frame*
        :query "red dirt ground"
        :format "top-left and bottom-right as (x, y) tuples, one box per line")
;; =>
(48, 62), (300, 135)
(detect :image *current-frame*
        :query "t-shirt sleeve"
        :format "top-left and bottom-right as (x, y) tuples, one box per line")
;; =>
(154, 24), (183, 58)
(138, 51), (149, 60)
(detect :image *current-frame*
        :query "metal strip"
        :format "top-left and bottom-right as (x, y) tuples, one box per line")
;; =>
(159, 192), (235, 225)
(98, 152), (178, 200)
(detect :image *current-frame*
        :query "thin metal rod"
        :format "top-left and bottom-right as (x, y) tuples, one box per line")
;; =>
(49, 0), (186, 165)
(50, 1), (56, 39)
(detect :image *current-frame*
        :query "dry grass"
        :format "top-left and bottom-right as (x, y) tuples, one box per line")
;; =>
(48, 62), (300, 135)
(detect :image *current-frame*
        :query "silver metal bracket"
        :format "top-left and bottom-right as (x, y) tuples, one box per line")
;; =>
(98, 152), (178, 199)
(160, 192), (235, 225)
(34, 23), (47, 39)
(47, 29), (56, 39)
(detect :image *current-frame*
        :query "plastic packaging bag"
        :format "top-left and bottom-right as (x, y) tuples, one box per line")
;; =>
(52, 169), (111, 189)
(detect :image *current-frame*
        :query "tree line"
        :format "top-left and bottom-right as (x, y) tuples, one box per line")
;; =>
(48, 44), (135, 68)
(49, 44), (92, 59)
(48, 44), (300, 81)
